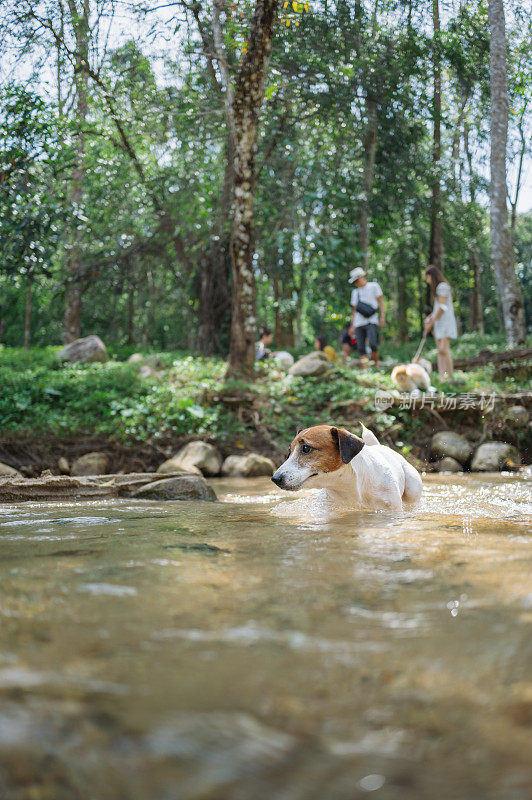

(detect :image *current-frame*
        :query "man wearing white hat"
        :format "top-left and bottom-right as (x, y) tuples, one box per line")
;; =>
(348, 267), (385, 365)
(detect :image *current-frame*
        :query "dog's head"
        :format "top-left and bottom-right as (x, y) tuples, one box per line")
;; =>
(271, 425), (365, 491)
(391, 365), (409, 390)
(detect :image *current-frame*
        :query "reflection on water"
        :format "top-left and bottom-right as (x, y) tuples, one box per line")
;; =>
(0, 473), (531, 799)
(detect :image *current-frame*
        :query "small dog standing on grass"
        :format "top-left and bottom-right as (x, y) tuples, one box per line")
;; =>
(391, 363), (435, 395)
(272, 424), (422, 511)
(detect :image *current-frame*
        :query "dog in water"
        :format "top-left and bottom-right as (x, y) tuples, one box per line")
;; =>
(391, 363), (435, 395)
(272, 424), (422, 511)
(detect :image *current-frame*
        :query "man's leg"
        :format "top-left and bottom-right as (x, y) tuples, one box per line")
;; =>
(355, 326), (367, 359)
(368, 324), (379, 365)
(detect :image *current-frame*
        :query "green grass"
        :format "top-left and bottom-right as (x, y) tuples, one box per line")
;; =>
(0, 340), (528, 451)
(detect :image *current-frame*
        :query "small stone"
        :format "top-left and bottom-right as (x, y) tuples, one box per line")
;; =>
(133, 475), (217, 501)
(505, 406), (529, 427)
(58, 335), (108, 364)
(127, 353), (145, 364)
(0, 462), (22, 478)
(430, 432), (473, 465)
(272, 351), (294, 370)
(435, 457), (462, 473)
(471, 442), (521, 472)
(138, 364), (159, 379)
(71, 452), (110, 476)
(58, 457), (70, 474)
(221, 453), (276, 477)
(289, 353), (330, 378)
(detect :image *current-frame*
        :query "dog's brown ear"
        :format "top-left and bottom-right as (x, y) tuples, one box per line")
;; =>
(331, 427), (365, 464)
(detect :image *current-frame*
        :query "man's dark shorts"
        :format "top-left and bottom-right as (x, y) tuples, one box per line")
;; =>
(355, 323), (379, 355)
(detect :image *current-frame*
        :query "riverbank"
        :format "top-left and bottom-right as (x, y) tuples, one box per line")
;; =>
(0, 340), (530, 476)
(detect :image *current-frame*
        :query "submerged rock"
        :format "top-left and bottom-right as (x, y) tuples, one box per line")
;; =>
(0, 462), (22, 478)
(430, 431), (473, 465)
(471, 442), (520, 472)
(222, 453), (276, 478)
(160, 441), (222, 477)
(435, 457), (462, 473)
(58, 335), (108, 364)
(289, 353), (330, 378)
(133, 475), (217, 501)
(71, 452), (110, 476)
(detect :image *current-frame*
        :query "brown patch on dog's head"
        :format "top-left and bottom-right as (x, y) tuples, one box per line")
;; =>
(289, 425), (365, 471)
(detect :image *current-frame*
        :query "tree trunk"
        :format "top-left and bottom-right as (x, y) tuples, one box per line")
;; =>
(359, 96), (378, 268)
(227, 0), (279, 379)
(64, 0), (90, 343)
(397, 266), (408, 343)
(488, 0), (526, 345)
(24, 274), (32, 350)
(198, 133), (233, 354)
(428, 0), (443, 269)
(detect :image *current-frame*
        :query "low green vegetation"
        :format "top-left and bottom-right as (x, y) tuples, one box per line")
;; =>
(1, 337), (529, 459)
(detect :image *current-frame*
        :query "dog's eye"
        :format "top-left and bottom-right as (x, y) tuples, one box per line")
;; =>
(301, 444), (312, 455)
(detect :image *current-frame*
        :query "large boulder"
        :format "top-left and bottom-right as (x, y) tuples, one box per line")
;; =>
(289, 352), (330, 378)
(435, 456), (462, 473)
(505, 406), (529, 428)
(471, 442), (520, 472)
(430, 431), (473, 466)
(0, 462), (22, 478)
(221, 453), (276, 478)
(133, 475), (217, 501)
(58, 335), (108, 364)
(158, 441), (222, 477)
(71, 452), (110, 476)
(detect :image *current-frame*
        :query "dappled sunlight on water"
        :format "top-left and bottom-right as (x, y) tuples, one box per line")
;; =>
(0, 472), (531, 799)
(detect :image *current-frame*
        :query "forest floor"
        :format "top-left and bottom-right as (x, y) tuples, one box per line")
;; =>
(0, 333), (530, 476)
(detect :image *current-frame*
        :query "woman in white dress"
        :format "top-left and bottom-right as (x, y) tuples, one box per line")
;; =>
(423, 265), (458, 381)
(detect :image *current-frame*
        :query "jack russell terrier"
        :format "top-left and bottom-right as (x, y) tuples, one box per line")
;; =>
(272, 423), (422, 511)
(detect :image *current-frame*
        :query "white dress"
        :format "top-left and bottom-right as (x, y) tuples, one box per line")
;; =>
(433, 282), (457, 340)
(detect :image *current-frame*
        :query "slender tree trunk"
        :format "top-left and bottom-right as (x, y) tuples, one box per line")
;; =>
(127, 263), (135, 345)
(397, 266), (408, 343)
(429, 0), (443, 269)
(24, 274), (32, 350)
(227, 0), (279, 379)
(464, 123), (485, 334)
(359, 96), (378, 268)
(417, 268), (425, 336)
(488, 0), (526, 345)
(198, 134), (233, 354)
(64, 0), (90, 343)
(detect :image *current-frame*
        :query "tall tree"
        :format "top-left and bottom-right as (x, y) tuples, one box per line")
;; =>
(64, 0), (90, 342)
(428, 0), (443, 269)
(488, 0), (526, 345)
(223, 0), (279, 378)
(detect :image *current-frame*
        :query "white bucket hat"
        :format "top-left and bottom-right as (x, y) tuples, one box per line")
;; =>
(349, 267), (366, 283)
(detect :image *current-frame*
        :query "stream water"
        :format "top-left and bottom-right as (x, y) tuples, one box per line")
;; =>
(0, 473), (531, 800)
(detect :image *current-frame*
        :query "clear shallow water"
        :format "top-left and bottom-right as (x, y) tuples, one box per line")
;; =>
(0, 473), (531, 800)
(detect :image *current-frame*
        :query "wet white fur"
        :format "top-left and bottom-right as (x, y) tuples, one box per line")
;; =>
(275, 424), (422, 511)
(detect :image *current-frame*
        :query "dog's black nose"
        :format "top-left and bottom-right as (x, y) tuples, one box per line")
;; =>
(271, 474), (284, 487)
